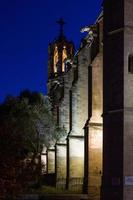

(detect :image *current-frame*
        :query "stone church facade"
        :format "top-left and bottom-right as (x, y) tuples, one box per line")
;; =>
(42, 1), (133, 200)
(45, 12), (103, 199)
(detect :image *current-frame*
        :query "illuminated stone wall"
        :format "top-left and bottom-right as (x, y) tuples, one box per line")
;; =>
(41, 154), (47, 174)
(67, 44), (90, 191)
(56, 144), (67, 189)
(56, 45), (90, 190)
(41, 147), (47, 173)
(88, 19), (103, 199)
(47, 149), (55, 174)
(68, 136), (84, 192)
(47, 14), (103, 195)
(55, 66), (74, 188)
(71, 47), (89, 136)
(58, 67), (73, 134)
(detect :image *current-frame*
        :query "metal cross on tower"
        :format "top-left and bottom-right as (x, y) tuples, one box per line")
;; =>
(56, 18), (66, 36)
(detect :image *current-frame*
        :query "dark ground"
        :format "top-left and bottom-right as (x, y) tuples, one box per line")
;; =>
(18, 194), (89, 200)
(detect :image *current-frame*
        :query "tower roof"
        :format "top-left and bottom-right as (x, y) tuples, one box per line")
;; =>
(48, 18), (75, 79)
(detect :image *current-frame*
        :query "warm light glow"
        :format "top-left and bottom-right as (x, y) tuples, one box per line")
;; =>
(56, 145), (67, 177)
(89, 127), (102, 149)
(54, 46), (58, 73)
(42, 146), (47, 153)
(69, 137), (84, 178)
(41, 154), (47, 173)
(57, 145), (66, 157)
(47, 150), (55, 173)
(62, 47), (67, 72)
(69, 137), (84, 157)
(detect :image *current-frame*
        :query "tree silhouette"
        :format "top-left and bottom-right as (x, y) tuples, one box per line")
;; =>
(0, 90), (66, 199)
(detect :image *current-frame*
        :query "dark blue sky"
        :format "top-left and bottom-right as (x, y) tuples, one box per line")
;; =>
(0, 0), (102, 102)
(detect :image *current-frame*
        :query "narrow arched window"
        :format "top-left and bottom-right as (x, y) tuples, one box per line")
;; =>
(62, 46), (67, 72)
(128, 54), (133, 73)
(53, 46), (58, 73)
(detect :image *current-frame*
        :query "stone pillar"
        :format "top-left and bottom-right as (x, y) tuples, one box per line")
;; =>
(87, 54), (103, 200)
(88, 27), (103, 198)
(41, 153), (47, 174)
(47, 148), (55, 174)
(83, 122), (89, 194)
(88, 123), (103, 199)
(67, 135), (84, 192)
(55, 143), (67, 190)
(54, 66), (73, 190)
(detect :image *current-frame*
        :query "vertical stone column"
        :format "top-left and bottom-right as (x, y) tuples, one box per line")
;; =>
(66, 46), (89, 192)
(88, 123), (103, 199)
(55, 143), (67, 190)
(88, 48), (103, 199)
(55, 68), (73, 189)
(83, 122), (89, 194)
(47, 148), (55, 174)
(41, 153), (47, 174)
(67, 135), (84, 192)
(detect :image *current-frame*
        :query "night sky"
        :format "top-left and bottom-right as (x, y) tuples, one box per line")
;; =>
(0, 0), (102, 103)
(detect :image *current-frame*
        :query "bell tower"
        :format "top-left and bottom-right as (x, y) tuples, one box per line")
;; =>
(48, 18), (74, 79)
(47, 18), (75, 108)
